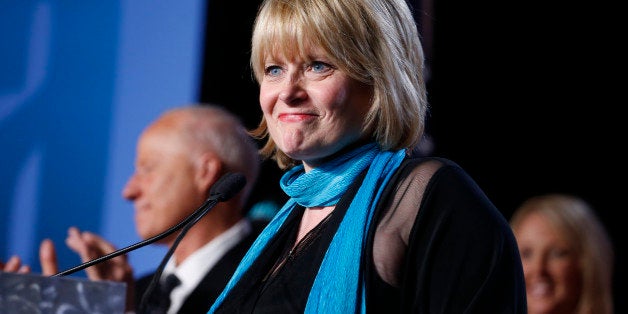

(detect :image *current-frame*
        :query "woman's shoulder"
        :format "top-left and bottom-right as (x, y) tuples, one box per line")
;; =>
(392, 154), (496, 215)
(397, 155), (467, 184)
(401, 154), (461, 170)
(399, 154), (510, 231)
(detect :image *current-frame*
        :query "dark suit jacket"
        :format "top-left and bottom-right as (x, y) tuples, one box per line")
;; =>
(135, 219), (268, 314)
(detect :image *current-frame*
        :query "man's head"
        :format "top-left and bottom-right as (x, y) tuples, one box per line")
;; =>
(122, 104), (260, 241)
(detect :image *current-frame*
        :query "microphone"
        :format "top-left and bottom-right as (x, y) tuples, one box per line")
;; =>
(52, 172), (247, 277)
(210, 171), (246, 202)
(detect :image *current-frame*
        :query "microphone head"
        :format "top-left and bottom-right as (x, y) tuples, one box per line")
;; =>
(209, 172), (247, 202)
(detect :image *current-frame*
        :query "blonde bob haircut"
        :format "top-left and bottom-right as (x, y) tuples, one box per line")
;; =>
(250, 0), (428, 169)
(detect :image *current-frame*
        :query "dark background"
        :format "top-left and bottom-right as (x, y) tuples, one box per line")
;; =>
(198, 0), (624, 312)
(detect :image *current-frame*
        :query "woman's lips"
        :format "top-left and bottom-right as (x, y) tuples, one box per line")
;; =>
(278, 113), (316, 122)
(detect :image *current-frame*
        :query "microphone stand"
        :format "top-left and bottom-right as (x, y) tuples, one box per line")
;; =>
(52, 197), (218, 277)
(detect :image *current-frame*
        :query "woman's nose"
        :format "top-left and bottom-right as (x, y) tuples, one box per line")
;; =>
(278, 75), (307, 104)
(526, 254), (549, 276)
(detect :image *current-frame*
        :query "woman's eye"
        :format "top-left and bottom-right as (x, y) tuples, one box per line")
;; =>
(549, 248), (571, 259)
(265, 65), (282, 76)
(311, 61), (329, 73)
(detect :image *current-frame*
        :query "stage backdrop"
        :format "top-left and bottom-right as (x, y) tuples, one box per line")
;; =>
(1, 0), (206, 278)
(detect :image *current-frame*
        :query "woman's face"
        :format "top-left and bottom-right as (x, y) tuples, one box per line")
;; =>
(514, 212), (582, 314)
(259, 47), (372, 170)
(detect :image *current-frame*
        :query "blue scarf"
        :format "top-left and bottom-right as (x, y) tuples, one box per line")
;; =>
(209, 143), (405, 313)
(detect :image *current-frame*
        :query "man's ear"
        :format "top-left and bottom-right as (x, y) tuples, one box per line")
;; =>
(196, 152), (222, 195)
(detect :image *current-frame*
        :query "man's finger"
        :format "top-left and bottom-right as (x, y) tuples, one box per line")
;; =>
(39, 239), (59, 276)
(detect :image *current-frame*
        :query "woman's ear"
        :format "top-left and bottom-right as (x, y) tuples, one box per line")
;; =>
(196, 152), (222, 195)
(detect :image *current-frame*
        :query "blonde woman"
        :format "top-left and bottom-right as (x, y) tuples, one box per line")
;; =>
(511, 193), (614, 314)
(207, 0), (527, 312)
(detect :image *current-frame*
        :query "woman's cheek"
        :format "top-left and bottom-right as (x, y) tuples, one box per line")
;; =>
(259, 88), (274, 114)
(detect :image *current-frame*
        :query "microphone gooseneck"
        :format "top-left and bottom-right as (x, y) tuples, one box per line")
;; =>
(52, 172), (247, 278)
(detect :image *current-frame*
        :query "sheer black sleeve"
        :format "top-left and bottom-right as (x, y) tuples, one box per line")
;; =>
(367, 157), (527, 313)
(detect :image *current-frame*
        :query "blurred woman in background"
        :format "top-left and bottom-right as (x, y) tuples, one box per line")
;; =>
(511, 193), (614, 314)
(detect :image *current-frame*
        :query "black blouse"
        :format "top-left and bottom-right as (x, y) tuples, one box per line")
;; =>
(213, 156), (527, 313)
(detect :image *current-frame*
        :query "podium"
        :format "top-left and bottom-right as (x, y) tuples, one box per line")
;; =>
(0, 271), (126, 314)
